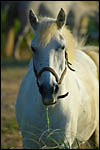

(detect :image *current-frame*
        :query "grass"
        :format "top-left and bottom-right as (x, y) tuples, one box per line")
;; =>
(20, 126), (98, 149)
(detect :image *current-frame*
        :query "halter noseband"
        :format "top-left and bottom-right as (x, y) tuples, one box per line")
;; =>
(33, 65), (67, 87)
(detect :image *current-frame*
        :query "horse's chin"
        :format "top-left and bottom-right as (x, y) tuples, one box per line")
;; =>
(43, 101), (56, 106)
(42, 98), (57, 106)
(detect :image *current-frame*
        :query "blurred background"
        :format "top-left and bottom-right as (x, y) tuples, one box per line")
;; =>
(1, 1), (99, 149)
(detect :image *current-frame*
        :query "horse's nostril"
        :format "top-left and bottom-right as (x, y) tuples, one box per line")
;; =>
(39, 84), (44, 95)
(39, 83), (54, 96)
(54, 84), (59, 94)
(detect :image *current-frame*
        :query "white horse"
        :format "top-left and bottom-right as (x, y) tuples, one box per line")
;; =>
(15, 8), (99, 149)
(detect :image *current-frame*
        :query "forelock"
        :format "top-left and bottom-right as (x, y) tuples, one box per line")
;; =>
(35, 18), (58, 47)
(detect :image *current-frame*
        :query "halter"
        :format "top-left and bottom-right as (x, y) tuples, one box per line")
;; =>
(33, 51), (75, 100)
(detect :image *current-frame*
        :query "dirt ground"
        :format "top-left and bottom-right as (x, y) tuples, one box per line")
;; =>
(1, 59), (29, 149)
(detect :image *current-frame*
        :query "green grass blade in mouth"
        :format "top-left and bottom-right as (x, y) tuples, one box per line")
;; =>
(46, 107), (50, 132)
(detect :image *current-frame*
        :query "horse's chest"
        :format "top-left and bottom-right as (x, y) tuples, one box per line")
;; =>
(23, 104), (70, 133)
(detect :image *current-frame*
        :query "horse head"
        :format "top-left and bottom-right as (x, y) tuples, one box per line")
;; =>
(29, 8), (71, 106)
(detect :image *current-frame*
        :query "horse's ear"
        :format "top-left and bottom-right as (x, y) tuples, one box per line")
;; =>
(56, 8), (66, 29)
(29, 9), (38, 30)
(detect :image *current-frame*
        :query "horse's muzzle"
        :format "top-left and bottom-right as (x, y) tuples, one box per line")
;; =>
(33, 62), (71, 105)
(39, 83), (58, 105)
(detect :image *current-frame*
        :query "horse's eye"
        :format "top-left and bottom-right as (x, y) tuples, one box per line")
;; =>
(31, 47), (36, 52)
